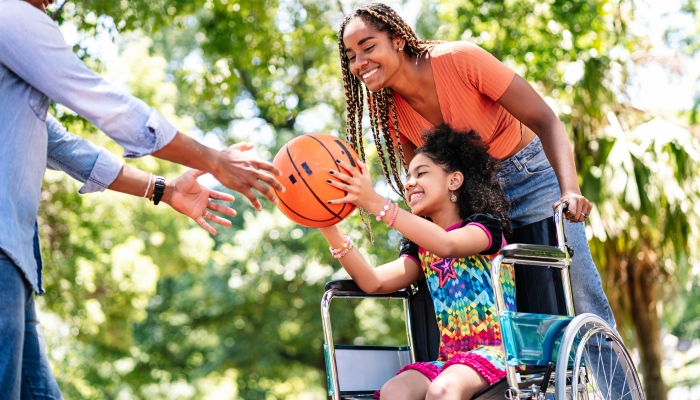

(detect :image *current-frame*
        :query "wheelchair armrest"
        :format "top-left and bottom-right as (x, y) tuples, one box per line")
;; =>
(323, 280), (408, 299)
(500, 243), (568, 267)
(325, 279), (364, 292)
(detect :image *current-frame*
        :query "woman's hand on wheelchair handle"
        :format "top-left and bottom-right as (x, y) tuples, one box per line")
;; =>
(554, 193), (592, 223)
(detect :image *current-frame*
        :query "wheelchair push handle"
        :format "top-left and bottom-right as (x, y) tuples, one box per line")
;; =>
(554, 201), (569, 253)
(557, 201), (569, 216)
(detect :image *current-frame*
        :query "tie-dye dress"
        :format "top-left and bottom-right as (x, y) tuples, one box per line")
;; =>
(396, 213), (516, 385)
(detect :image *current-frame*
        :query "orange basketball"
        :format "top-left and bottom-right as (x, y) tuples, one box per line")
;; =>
(273, 134), (361, 228)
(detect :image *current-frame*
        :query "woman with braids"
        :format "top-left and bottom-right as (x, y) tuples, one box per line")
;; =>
(337, 3), (615, 334)
(321, 125), (515, 399)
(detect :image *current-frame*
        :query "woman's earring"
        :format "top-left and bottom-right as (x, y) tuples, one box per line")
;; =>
(450, 191), (457, 203)
(398, 47), (403, 52)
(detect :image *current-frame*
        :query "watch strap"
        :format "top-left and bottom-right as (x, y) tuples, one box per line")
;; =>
(153, 176), (166, 205)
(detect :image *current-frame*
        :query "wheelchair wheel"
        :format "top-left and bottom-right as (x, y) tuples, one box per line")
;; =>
(555, 314), (644, 400)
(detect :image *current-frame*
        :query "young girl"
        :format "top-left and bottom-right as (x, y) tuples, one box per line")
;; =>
(320, 125), (516, 400)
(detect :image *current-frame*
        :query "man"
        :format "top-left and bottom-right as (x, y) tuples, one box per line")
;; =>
(0, 0), (284, 397)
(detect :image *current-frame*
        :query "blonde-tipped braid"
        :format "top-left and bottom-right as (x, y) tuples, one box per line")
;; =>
(375, 89), (405, 196)
(387, 94), (407, 187)
(338, 27), (362, 160)
(339, 36), (375, 240)
(337, 2), (442, 199)
(366, 87), (402, 196)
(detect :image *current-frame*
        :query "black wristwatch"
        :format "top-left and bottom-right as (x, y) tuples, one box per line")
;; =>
(152, 176), (166, 205)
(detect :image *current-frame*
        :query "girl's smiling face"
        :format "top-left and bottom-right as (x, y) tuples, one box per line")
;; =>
(342, 17), (405, 92)
(405, 153), (462, 217)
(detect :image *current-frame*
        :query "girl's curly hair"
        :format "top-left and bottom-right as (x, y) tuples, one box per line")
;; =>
(416, 124), (512, 237)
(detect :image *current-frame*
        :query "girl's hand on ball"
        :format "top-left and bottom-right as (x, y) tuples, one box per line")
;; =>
(327, 159), (382, 210)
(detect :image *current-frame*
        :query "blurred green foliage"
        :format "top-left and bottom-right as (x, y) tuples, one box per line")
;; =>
(35, 0), (700, 398)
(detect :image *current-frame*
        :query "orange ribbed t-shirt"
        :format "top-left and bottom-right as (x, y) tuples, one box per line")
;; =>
(393, 41), (520, 159)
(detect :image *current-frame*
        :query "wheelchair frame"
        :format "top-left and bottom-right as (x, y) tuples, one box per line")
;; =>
(321, 204), (644, 400)
(490, 204), (575, 398)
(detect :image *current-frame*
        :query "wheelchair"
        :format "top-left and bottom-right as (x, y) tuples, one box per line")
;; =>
(321, 204), (644, 399)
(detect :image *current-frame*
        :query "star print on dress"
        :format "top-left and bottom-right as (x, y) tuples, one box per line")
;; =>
(429, 257), (458, 288)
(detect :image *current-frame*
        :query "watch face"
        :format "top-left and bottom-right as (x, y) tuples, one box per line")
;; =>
(153, 177), (166, 204)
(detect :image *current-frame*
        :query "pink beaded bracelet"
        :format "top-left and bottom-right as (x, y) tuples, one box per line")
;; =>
(375, 198), (392, 221)
(386, 202), (399, 227)
(330, 235), (354, 259)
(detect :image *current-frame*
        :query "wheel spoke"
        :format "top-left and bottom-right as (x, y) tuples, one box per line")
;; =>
(608, 342), (620, 398)
(594, 332), (611, 399)
(608, 349), (627, 399)
(557, 317), (644, 400)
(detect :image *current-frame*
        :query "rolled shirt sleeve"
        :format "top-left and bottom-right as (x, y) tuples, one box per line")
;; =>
(46, 114), (124, 194)
(0, 1), (177, 157)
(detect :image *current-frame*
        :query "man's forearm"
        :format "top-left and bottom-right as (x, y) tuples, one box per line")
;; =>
(153, 132), (285, 210)
(151, 132), (221, 176)
(107, 165), (174, 204)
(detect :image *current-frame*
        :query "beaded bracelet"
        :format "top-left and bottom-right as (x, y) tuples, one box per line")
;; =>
(330, 235), (354, 259)
(375, 198), (392, 221)
(386, 202), (399, 227)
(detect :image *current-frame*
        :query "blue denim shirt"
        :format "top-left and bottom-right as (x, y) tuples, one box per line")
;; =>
(46, 115), (124, 195)
(21, 115), (126, 294)
(0, 0), (178, 293)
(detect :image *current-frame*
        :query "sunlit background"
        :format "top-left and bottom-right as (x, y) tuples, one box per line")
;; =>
(35, 0), (700, 398)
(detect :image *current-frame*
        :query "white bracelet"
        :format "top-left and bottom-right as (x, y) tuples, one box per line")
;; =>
(143, 173), (154, 198)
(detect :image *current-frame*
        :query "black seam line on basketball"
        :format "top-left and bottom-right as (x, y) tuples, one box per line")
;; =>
(306, 135), (352, 216)
(333, 139), (356, 167)
(285, 144), (344, 219)
(276, 194), (341, 223)
(303, 136), (353, 217)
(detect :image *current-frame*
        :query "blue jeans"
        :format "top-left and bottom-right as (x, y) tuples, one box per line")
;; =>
(497, 136), (615, 328)
(0, 251), (62, 400)
(498, 138), (628, 398)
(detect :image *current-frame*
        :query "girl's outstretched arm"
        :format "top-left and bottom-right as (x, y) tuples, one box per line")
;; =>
(390, 211), (490, 258)
(327, 160), (491, 259)
(319, 224), (422, 294)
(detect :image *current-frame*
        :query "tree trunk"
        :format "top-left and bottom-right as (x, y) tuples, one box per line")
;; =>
(604, 246), (628, 341)
(627, 246), (667, 399)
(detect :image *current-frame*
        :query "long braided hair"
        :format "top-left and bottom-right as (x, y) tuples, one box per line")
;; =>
(338, 3), (442, 198)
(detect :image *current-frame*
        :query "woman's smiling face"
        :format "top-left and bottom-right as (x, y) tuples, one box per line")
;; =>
(342, 17), (404, 92)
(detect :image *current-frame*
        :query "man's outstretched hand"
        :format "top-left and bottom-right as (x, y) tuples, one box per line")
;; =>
(162, 169), (237, 235)
(210, 142), (284, 211)
(152, 133), (285, 211)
